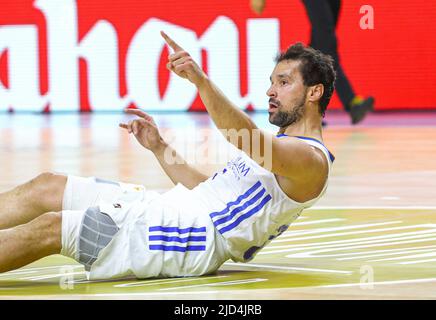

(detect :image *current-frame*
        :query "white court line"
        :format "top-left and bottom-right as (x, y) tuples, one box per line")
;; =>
(21, 271), (85, 281)
(399, 258), (436, 265)
(336, 245), (436, 261)
(280, 221), (402, 238)
(291, 218), (345, 226)
(77, 290), (222, 298)
(274, 223), (436, 245)
(276, 221), (406, 243)
(224, 262), (352, 275)
(159, 278), (267, 291)
(72, 275), (138, 284)
(0, 265), (83, 279)
(114, 275), (229, 288)
(262, 230), (436, 255)
(314, 277), (436, 289)
(4, 265), (82, 274)
(310, 206), (436, 210)
(0, 270), (39, 278)
(204, 278), (267, 287)
(283, 237), (436, 259)
(368, 251), (436, 263)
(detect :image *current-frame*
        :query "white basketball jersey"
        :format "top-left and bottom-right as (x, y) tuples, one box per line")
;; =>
(190, 135), (335, 263)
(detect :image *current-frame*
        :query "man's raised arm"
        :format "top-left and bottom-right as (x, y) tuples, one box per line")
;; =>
(161, 31), (277, 172)
(161, 31), (260, 139)
(161, 31), (326, 184)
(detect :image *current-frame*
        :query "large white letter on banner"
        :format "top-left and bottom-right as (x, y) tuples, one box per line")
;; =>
(247, 18), (279, 110)
(126, 18), (199, 111)
(0, 26), (46, 111)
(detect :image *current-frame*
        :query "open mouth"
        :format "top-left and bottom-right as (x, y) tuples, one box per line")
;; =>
(268, 101), (279, 112)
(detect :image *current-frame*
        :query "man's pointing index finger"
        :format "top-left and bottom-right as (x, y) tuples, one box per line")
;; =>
(160, 31), (184, 52)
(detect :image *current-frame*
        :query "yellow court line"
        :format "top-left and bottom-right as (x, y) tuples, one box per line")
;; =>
(20, 271), (86, 281)
(279, 221), (402, 238)
(113, 275), (230, 288)
(224, 262), (352, 274)
(290, 218), (345, 226)
(159, 278), (268, 291)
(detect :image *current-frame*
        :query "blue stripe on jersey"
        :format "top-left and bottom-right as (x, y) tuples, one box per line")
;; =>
(276, 133), (288, 138)
(149, 245), (206, 252)
(148, 226), (207, 252)
(148, 235), (206, 243)
(212, 187), (266, 227)
(148, 226), (206, 234)
(218, 194), (272, 234)
(209, 181), (262, 218)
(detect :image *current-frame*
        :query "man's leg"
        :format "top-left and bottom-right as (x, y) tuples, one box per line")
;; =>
(0, 211), (61, 273)
(302, 0), (356, 109)
(328, 0), (341, 27)
(0, 172), (67, 229)
(303, 0), (374, 123)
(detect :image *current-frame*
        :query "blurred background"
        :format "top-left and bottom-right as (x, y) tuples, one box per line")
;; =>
(1, 0), (435, 113)
(1, 0), (436, 299)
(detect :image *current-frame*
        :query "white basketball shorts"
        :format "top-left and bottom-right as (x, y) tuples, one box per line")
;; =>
(60, 175), (230, 280)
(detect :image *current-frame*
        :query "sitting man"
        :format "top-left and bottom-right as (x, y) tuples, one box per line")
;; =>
(0, 32), (335, 280)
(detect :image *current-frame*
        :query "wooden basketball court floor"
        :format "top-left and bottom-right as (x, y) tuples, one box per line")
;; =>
(0, 110), (435, 300)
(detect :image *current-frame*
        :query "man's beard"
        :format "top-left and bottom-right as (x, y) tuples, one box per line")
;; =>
(269, 93), (306, 127)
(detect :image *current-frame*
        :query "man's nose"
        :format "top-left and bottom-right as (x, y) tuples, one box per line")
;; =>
(266, 85), (277, 98)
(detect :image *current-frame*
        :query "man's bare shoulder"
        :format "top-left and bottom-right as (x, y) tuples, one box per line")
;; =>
(273, 136), (329, 203)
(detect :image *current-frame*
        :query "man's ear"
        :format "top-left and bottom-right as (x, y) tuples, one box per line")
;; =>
(308, 84), (324, 104)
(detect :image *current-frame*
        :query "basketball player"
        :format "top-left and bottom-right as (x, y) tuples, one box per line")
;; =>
(0, 32), (335, 280)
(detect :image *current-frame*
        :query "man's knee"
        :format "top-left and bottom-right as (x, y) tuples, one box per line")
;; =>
(30, 172), (67, 211)
(30, 211), (62, 255)
(15, 211), (63, 258)
(33, 172), (66, 185)
(0, 212), (62, 273)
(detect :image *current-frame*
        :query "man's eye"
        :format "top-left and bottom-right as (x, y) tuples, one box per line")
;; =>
(280, 80), (287, 85)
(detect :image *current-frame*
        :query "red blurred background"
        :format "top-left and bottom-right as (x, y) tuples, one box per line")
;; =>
(1, 0), (435, 112)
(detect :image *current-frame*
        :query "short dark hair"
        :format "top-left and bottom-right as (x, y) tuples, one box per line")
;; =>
(275, 43), (336, 117)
